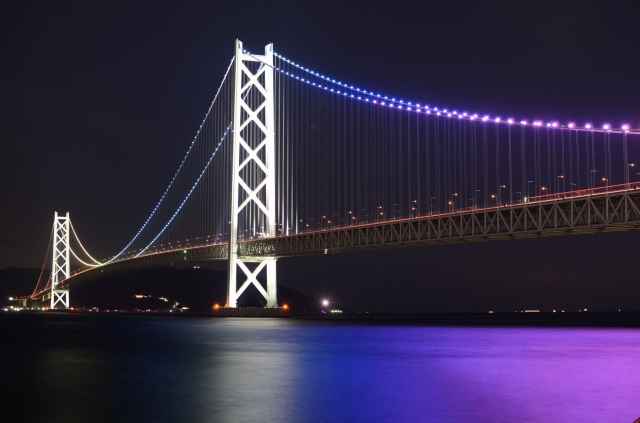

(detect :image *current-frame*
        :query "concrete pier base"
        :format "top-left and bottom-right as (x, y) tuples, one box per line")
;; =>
(212, 307), (289, 317)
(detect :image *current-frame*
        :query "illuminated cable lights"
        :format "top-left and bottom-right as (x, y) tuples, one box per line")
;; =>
(269, 50), (636, 133)
(135, 123), (233, 258)
(70, 246), (101, 267)
(105, 57), (235, 264)
(69, 221), (102, 265)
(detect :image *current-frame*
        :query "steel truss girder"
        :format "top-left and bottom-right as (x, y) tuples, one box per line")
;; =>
(227, 39), (277, 308)
(52, 192), (640, 298)
(238, 190), (640, 257)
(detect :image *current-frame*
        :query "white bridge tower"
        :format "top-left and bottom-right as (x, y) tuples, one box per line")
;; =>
(51, 211), (70, 309)
(227, 40), (278, 308)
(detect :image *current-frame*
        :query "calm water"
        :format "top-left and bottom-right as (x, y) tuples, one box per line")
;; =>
(1, 313), (638, 423)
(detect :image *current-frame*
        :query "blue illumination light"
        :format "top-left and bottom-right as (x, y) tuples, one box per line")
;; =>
(104, 57), (236, 264)
(136, 123), (233, 258)
(271, 51), (631, 133)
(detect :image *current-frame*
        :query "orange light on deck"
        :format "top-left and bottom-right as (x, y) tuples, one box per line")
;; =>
(282, 304), (289, 310)
(213, 304), (220, 310)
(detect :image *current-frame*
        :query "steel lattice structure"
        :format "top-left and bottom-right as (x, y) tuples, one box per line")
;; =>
(238, 190), (640, 257)
(49, 212), (70, 309)
(228, 40), (277, 308)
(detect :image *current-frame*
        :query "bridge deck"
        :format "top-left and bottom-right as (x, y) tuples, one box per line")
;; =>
(35, 189), (640, 296)
(241, 189), (640, 257)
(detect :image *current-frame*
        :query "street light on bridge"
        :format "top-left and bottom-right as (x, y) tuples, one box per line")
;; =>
(602, 177), (608, 192)
(556, 175), (564, 198)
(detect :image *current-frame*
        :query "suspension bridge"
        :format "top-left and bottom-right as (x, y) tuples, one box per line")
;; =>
(25, 40), (640, 310)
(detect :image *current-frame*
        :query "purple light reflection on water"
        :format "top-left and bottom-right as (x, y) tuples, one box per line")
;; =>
(285, 325), (640, 423)
(2, 314), (639, 423)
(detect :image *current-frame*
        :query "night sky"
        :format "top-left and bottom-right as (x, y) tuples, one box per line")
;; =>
(2, 0), (640, 312)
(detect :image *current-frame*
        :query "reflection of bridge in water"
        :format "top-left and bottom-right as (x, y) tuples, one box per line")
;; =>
(28, 40), (640, 309)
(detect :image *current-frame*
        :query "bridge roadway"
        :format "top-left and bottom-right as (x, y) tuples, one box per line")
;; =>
(37, 187), (640, 295)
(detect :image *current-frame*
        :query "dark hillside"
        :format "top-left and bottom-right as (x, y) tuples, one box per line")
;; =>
(0, 267), (320, 312)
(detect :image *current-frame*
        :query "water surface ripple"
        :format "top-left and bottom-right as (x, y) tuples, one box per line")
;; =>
(1, 313), (638, 423)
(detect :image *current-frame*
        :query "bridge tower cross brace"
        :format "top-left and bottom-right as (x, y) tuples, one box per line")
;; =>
(227, 40), (277, 308)
(51, 211), (70, 309)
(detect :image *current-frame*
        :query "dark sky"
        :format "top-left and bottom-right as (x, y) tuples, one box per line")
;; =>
(2, 0), (640, 312)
